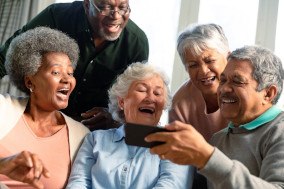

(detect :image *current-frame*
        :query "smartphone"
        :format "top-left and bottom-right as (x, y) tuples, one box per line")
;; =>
(124, 122), (168, 148)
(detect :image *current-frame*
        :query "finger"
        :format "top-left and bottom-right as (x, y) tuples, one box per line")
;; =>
(20, 151), (33, 168)
(81, 107), (106, 118)
(145, 131), (170, 142)
(81, 112), (106, 125)
(149, 143), (170, 156)
(30, 154), (43, 179)
(11, 151), (33, 172)
(166, 121), (188, 130)
(42, 167), (50, 178)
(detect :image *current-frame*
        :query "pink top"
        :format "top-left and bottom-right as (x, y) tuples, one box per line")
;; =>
(0, 116), (71, 189)
(169, 80), (228, 141)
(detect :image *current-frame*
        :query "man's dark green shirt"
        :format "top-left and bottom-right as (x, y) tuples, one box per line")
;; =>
(0, 1), (149, 119)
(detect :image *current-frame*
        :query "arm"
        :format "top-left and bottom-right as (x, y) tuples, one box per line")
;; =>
(81, 107), (120, 131)
(0, 151), (50, 189)
(66, 133), (96, 189)
(200, 148), (284, 189)
(153, 161), (194, 189)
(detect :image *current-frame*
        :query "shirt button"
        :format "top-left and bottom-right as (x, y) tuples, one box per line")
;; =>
(83, 78), (87, 82)
(123, 166), (127, 172)
(90, 60), (93, 64)
(78, 91), (81, 95)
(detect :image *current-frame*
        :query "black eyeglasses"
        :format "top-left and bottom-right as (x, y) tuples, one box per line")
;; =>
(90, 0), (131, 16)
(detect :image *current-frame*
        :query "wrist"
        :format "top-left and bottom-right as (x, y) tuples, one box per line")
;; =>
(196, 145), (214, 169)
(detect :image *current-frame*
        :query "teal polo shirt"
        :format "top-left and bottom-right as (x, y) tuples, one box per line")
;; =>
(228, 106), (282, 130)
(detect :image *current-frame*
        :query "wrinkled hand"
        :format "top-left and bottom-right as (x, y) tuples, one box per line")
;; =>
(145, 121), (214, 169)
(0, 151), (50, 189)
(81, 107), (120, 131)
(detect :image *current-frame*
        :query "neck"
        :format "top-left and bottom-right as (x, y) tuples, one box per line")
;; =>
(203, 93), (219, 114)
(24, 103), (65, 137)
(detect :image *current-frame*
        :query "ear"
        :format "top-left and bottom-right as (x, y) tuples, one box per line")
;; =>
(117, 97), (124, 110)
(24, 76), (34, 92)
(262, 85), (277, 104)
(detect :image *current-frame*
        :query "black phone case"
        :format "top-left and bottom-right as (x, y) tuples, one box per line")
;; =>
(124, 122), (167, 148)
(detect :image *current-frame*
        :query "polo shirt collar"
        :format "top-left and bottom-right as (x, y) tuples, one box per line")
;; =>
(228, 106), (282, 130)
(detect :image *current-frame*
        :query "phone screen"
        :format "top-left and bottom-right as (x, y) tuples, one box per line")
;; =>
(124, 122), (167, 148)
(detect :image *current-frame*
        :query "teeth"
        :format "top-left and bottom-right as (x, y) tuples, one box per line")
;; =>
(58, 88), (69, 92)
(201, 76), (215, 82)
(222, 99), (236, 103)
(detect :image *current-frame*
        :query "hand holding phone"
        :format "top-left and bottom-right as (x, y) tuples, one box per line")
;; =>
(124, 122), (168, 148)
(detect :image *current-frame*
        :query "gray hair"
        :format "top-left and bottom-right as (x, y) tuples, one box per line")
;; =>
(5, 26), (79, 94)
(108, 62), (171, 123)
(228, 45), (284, 104)
(177, 23), (230, 66)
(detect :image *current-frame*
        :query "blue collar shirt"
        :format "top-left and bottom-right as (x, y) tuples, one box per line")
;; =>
(67, 125), (193, 189)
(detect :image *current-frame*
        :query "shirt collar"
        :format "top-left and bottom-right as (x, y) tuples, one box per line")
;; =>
(113, 125), (125, 142)
(228, 105), (282, 130)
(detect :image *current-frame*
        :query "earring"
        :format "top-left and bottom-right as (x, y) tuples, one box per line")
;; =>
(120, 107), (123, 110)
(29, 88), (33, 93)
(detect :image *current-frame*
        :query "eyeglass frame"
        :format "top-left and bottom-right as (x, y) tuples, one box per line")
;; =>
(89, 0), (131, 16)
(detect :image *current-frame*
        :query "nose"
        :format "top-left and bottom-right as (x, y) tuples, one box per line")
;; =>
(218, 82), (233, 94)
(109, 8), (122, 19)
(200, 64), (210, 74)
(60, 73), (72, 83)
(144, 91), (156, 103)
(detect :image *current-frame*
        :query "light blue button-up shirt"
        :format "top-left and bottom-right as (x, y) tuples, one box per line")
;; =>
(67, 125), (193, 189)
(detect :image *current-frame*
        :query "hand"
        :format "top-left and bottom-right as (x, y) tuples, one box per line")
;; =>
(81, 107), (120, 131)
(145, 121), (214, 169)
(0, 151), (50, 189)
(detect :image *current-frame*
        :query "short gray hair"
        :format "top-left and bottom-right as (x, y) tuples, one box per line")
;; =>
(228, 45), (284, 104)
(177, 23), (230, 65)
(5, 26), (79, 94)
(108, 62), (171, 123)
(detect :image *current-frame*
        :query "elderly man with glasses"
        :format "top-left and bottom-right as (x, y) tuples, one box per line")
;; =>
(0, 0), (149, 131)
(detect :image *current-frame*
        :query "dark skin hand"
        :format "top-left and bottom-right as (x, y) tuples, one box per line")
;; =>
(81, 107), (120, 131)
(145, 121), (214, 169)
(0, 151), (50, 189)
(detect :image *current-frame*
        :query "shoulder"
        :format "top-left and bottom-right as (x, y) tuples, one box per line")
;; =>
(262, 112), (284, 140)
(0, 94), (28, 139)
(172, 80), (203, 107)
(39, 2), (84, 24)
(62, 113), (89, 136)
(0, 94), (28, 116)
(89, 128), (118, 140)
(124, 19), (148, 43)
(46, 1), (83, 12)
(210, 127), (229, 144)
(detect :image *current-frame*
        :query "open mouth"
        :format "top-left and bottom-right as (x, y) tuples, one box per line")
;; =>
(200, 76), (216, 85)
(57, 88), (69, 96)
(105, 23), (120, 32)
(220, 97), (237, 104)
(139, 107), (155, 115)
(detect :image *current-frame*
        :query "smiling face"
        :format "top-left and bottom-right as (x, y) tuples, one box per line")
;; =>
(25, 52), (76, 112)
(218, 59), (272, 126)
(119, 75), (166, 126)
(184, 49), (227, 97)
(84, 0), (130, 42)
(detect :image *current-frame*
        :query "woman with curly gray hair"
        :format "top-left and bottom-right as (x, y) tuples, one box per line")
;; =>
(0, 27), (89, 189)
(67, 62), (193, 189)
